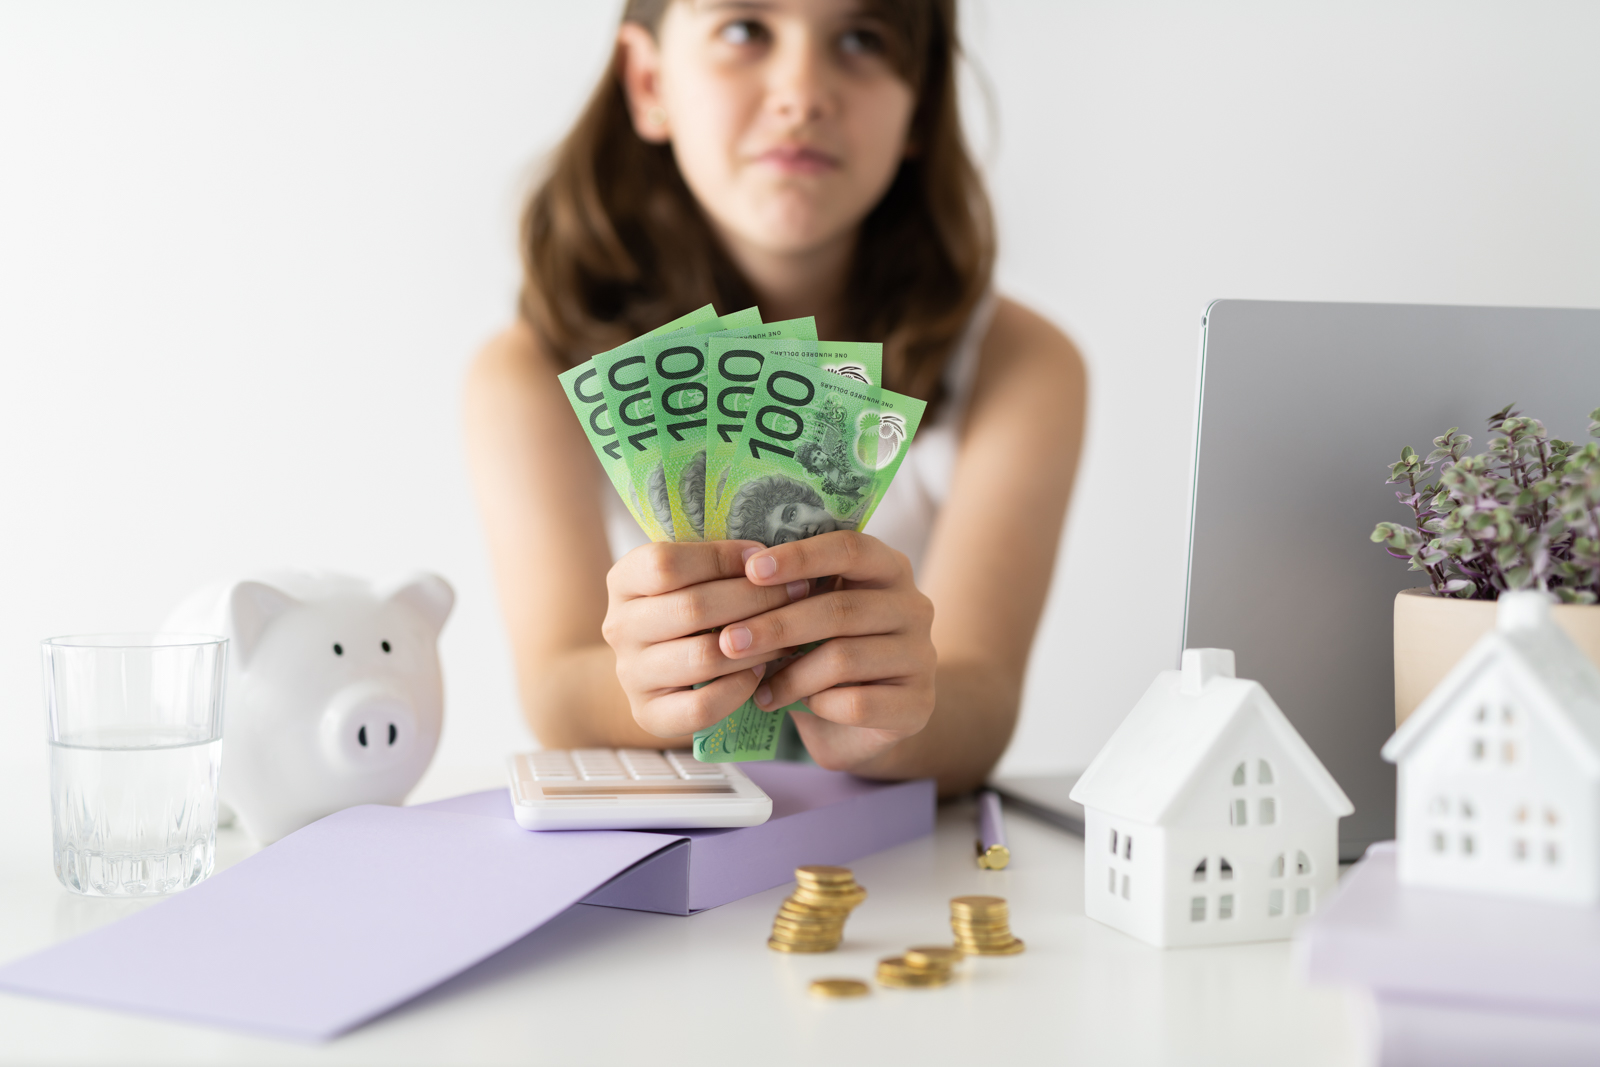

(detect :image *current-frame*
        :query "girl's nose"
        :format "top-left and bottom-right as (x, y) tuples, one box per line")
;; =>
(766, 31), (832, 124)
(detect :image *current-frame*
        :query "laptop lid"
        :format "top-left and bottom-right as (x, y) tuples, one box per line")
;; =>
(1186, 300), (1600, 859)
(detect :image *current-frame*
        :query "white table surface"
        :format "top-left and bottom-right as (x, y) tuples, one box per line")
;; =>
(0, 780), (1374, 1067)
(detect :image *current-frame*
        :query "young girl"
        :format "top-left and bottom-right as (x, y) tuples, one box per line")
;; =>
(464, 0), (1085, 795)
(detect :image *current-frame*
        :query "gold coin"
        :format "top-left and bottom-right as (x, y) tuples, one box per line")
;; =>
(781, 900), (855, 917)
(787, 889), (864, 908)
(769, 926), (844, 940)
(878, 973), (951, 989)
(774, 928), (844, 940)
(772, 917), (841, 928)
(769, 937), (839, 953)
(966, 937), (1025, 956)
(905, 946), (962, 970)
(875, 956), (942, 979)
(875, 962), (952, 988)
(796, 865), (855, 883)
(950, 895), (1007, 910)
(809, 978), (870, 998)
(772, 915), (842, 929)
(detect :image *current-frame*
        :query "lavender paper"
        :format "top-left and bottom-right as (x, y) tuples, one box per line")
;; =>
(0, 805), (680, 1042)
(1298, 841), (1600, 1016)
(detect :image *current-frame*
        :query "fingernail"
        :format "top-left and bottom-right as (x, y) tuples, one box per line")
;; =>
(751, 662), (766, 681)
(726, 626), (752, 653)
(755, 684), (773, 708)
(751, 555), (778, 579)
(741, 546), (762, 563)
(785, 580), (808, 602)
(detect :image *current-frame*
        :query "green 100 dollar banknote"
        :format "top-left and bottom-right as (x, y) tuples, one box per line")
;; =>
(704, 338), (882, 541)
(641, 318), (819, 542)
(593, 307), (763, 541)
(557, 303), (720, 542)
(692, 352), (926, 762)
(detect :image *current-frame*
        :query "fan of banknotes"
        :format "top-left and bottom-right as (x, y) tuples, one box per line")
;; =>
(558, 304), (926, 764)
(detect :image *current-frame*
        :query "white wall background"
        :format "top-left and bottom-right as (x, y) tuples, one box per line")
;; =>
(2, 1), (1597, 807)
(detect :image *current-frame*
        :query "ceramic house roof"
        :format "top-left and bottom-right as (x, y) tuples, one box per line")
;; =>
(1382, 593), (1600, 774)
(1070, 649), (1354, 824)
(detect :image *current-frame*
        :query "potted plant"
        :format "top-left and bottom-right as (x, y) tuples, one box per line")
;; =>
(1372, 404), (1600, 725)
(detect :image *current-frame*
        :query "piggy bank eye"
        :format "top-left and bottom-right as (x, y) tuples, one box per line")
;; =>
(333, 643), (344, 656)
(381, 640), (391, 653)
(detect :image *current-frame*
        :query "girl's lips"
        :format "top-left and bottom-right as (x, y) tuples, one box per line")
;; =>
(754, 145), (840, 175)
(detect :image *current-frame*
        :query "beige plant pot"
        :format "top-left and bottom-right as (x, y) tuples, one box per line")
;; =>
(1393, 588), (1600, 726)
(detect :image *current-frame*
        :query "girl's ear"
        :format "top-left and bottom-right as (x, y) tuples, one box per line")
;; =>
(617, 22), (671, 144)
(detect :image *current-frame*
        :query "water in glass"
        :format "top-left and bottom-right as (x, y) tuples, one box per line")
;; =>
(51, 728), (221, 896)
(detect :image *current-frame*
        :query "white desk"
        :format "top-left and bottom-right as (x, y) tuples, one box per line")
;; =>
(0, 786), (1372, 1066)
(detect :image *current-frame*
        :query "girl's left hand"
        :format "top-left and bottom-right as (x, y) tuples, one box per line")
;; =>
(717, 531), (936, 770)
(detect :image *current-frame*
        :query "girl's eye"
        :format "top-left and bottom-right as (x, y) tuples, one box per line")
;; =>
(719, 19), (769, 47)
(783, 504), (798, 522)
(839, 28), (886, 56)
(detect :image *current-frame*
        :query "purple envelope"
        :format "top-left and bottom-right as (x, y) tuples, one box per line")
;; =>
(0, 763), (935, 1041)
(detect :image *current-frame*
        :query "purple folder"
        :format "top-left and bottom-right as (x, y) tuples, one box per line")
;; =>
(1298, 841), (1600, 1016)
(0, 762), (933, 1041)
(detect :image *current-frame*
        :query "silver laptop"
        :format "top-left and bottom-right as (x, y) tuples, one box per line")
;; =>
(999, 300), (1600, 860)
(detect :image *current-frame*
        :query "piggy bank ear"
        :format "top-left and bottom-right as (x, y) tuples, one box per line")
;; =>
(229, 580), (298, 668)
(383, 573), (454, 635)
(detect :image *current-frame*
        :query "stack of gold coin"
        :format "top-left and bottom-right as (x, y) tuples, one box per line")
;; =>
(949, 895), (1025, 955)
(876, 948), (957, 989)
(767, 866), (867, 953)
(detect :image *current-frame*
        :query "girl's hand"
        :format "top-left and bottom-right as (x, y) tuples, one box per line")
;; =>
(719, 531), (936, 771)
(603, 541), (807, 738)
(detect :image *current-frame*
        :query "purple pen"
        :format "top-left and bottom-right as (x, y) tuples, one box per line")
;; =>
(976, 788), (1010, 870)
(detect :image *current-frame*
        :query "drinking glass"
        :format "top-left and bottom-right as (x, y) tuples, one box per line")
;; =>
(42, 633), (227, 896)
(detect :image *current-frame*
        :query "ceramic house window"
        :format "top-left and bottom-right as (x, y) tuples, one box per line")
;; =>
(1512, 803), (1564, 867)
(1468, 700), (1524, 768)
(1192, 855), (1239, 921)
(1267, 850), (1316, 916)
(1230, 758), (1277, 826)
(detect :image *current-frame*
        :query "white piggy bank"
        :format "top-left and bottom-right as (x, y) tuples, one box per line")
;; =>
(162, 571), (454, 842)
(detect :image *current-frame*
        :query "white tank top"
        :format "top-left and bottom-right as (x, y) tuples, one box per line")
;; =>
(602, 294), (997, 580)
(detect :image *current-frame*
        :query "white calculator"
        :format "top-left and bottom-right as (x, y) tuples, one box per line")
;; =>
(506, 748), (773, 831)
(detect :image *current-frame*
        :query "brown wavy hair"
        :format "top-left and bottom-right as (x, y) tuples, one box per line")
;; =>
(518, 0), (993, 421)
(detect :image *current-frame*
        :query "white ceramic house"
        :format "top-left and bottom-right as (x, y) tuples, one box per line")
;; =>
(1382, 591), (1600, 904)
(1070, 649), (1353, 948)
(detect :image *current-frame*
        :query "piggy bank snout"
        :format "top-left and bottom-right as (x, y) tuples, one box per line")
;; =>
(320, 686), (419, 770)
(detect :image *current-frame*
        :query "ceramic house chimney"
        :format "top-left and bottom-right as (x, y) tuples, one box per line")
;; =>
(1180, 648), (1237, 697)
(1496, 590), (1554, 633)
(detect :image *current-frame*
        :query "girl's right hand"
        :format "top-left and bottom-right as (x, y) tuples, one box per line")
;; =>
(602, 541), (809, 739)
